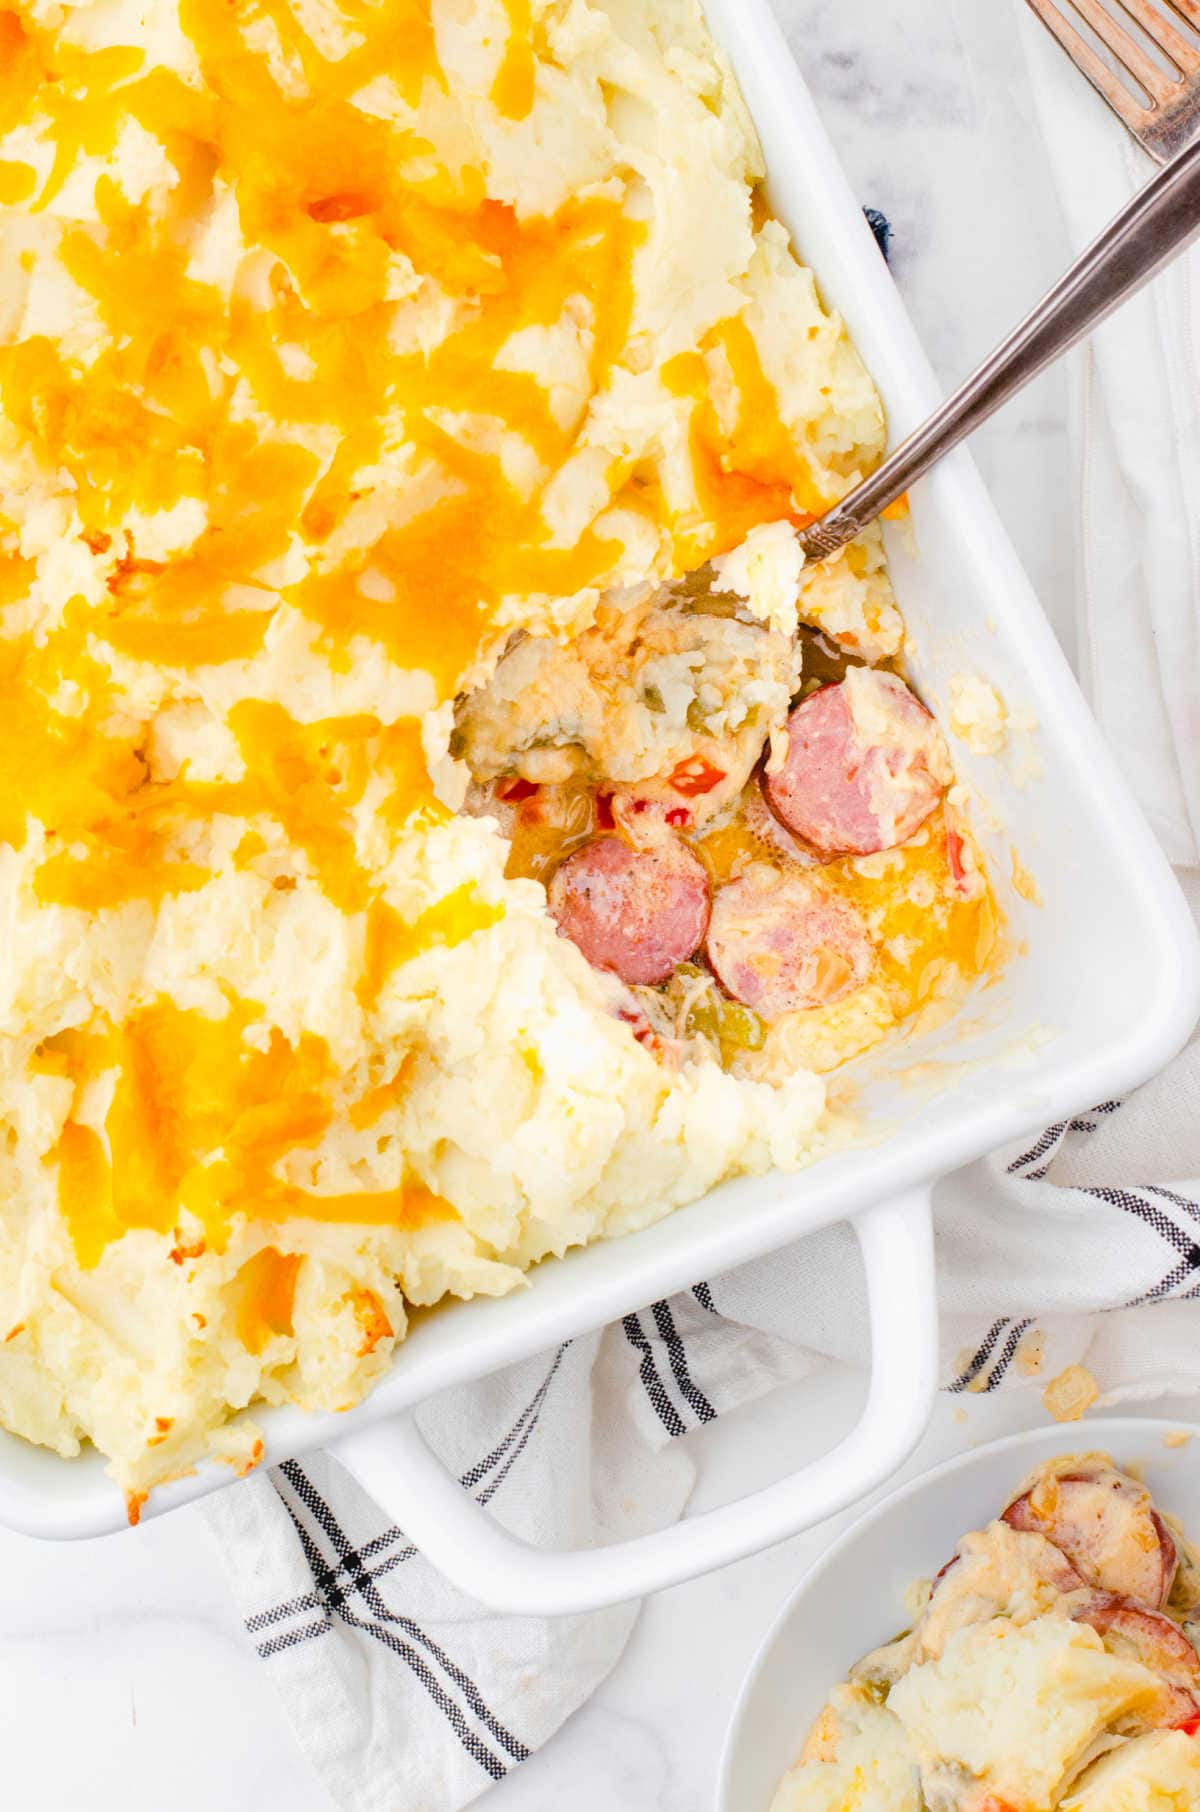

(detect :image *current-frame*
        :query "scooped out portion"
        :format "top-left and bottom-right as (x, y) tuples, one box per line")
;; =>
(769, 1454), (1200, 1812)
(460, 589), (995, 1081)
(453, 592), (800, 834)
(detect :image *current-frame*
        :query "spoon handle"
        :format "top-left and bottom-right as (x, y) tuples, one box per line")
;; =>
(799, 133), (1200, 562)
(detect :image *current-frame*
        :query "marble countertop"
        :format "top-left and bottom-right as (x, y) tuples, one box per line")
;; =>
(9, 1382), (1200, 1812)
(4, 3), (1176, 1809)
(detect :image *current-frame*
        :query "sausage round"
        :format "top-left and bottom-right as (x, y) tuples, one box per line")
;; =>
(547, 835), (710, 986)
(705, 866), (873, 1019)
(763, 668), (948, 858)
(1004, 1470), (1178, 1609)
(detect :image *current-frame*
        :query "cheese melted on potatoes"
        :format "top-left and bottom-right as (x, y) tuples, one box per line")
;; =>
(770, 1456), (1200, 1812)
(0, 0), (995, 1505)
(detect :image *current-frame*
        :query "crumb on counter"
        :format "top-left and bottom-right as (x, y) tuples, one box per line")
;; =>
(209, 1421), (268, 1482)
(1042, 1364), (1099, 1423)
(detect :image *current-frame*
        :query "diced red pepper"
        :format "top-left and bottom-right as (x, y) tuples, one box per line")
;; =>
(595, 793), (615, 829)
(945, 824), (981, 898)
(946, 826), (966, 885)
(664, 806), (691, 828)
(1175, 1712), (1200, 1736)
(616, 1002), (659, 1051)
(668, 756), (726, 798)
(497, 777), (538, 802)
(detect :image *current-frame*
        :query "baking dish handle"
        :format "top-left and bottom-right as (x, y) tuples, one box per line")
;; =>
(330, 1185), (937, 1617)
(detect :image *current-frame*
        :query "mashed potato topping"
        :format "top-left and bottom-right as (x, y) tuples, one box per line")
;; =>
(0, 0), (994, 1504)
(771, 1457), (1200, 1812)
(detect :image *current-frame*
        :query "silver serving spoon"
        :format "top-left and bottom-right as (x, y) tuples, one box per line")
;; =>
(705, 132), (1200, 577)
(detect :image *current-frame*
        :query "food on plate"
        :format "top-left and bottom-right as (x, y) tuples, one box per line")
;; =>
(1002, 1468), (1178, 1609)
(777, 1685), (923, 1812)
(1062, 1730), (1200, 1810)
(769, 1455), (1200, 1812)
(454, 589), (801, 833)
(0, 0), (998, 1508)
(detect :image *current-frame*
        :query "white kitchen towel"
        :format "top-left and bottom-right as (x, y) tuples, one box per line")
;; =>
(199, 7), (1200, 1808)
(1016, 3), (1200, 868)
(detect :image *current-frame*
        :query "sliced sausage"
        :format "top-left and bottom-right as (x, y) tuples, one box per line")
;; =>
(1075, 1594), (1200, 1684)
(1074, 1594), (1200, 1727)
(929, 1526), (1084, 1612)
(737, 783), (821, 868)
(763, 667), (950, 857)
(705, 866), (873, 1020)
(547, 835), (710, 986)
(913, 1527), (1086, 1666)
(1003, 1470), (1178, 1609)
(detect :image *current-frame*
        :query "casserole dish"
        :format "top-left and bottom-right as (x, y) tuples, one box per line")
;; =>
(3, 0), (1196, 1610)
(718, 1416), (1200, 1811)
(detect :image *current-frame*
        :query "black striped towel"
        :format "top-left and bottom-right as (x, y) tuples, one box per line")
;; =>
(200, 968), (1200, 1810)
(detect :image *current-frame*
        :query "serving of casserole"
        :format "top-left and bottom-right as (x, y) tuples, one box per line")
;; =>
(771, 1453), (1200, 1812)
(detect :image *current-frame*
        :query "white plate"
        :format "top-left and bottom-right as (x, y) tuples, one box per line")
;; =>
(718, 1415), (1200, 1812)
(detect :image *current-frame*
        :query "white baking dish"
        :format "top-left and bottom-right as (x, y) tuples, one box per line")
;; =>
(718, 1416), (1200, 1811)
(2, 0), (1196, 1610)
